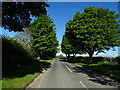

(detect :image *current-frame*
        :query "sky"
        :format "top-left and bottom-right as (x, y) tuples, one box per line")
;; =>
(1, 1), (120, 57)
(46, 2), (119, 44)
(45, 2), (119, 57)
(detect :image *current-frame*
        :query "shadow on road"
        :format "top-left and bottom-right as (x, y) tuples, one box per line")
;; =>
(60, 58), (117, 87)
(73, 66), (117, 86)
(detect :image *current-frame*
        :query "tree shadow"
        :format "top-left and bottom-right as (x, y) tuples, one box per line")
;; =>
(61, 58), (118, 87)
(2, 60), (51, 79)
(72, 66), (117, 86)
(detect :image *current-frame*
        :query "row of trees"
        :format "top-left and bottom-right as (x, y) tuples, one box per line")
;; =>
(14, 15), (58, 59)
(61, 7), (120, 58)
(2, 2), (58, 61)
(2, 2), (58, 77)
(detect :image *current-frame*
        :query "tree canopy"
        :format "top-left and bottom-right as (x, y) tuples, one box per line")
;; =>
(61, 34), (80, 57)
(2, 2), (49, 32)
(29, 15), (58, 59)
(65, 7), (120, 57)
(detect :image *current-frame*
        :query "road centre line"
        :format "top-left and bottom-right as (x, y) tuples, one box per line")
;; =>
(79, 81), (88, 90)
(62, 62), (73, 73)
(65, 64), (73, 73)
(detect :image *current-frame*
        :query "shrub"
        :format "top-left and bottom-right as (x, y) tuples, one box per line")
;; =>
(115, 56), (120, 64)
(2, 37), (35, 77)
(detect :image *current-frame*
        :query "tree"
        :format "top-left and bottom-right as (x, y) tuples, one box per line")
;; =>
(65, 7), (120, 58)
(14, 28), (33, 48)
(61, 34), (78, 57)
(29, 15), (58, 59)
(2, 2), (49, 32)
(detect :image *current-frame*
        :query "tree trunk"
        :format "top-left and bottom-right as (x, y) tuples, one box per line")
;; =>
(66, 54), (70, 58)
(88, 51), (94, 64)
(68, 54), (70, 57)
(88, 50), (94, 57)
(66, 54), (68, 57)
(73, 54), (76, 57)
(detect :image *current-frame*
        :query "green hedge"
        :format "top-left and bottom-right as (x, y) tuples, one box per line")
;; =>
(115, 56), (120, 64)
(66, 56), (116, 64)
(2, 37), (35, 77)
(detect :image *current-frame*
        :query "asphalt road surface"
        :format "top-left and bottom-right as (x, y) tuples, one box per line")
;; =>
(39, 58), (118, 89)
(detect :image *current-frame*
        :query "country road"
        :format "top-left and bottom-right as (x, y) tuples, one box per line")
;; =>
(38, 58), (118, 89)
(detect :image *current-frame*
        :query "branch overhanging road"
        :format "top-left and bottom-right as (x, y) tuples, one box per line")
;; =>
(39, 58), (118, 89)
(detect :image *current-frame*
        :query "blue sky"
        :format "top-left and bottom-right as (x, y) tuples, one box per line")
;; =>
(1, 2), (119, 57)
(46, 2), (119, 57)
(46, 2), (118, 44)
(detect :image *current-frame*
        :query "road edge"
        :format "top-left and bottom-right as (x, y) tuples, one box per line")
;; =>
(25, 58), (56, 88)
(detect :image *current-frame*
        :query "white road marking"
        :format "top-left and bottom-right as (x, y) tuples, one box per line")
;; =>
(65, 65), (73, 73)
(62, 62), (73, 73)
(79, 81), (88, 90)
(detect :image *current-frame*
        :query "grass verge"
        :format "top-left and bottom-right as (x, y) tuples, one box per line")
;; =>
(2, 73), (39, 88)
(2, 59), (54, 89)
(40, 59), (54, 63)
(77, 63), (120, 81)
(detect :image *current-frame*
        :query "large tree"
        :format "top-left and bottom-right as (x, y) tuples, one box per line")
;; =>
(2, 2), (49, 32)
(61, 34), (79, 57)
(65, 7), (120, 58)
(29, 15), (58, 59)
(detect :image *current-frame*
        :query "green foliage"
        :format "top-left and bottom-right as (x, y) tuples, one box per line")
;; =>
(56, 55), (66, 58)
(115, 56), (120, 64)
(66, 56), (117, 65)
(2, 2), (49, 31)
(61, 34), (86, 57)
(61, 34), (78, 56)
(29, 15), (58, 59)
(2, 37), (35, 77)
(66, 56), (104, 64)
(65, 7), (120, 57)
(40, 59), (54, 63)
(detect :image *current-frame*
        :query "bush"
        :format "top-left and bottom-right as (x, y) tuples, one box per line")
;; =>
(74, 56), (115, 64)
(74, 56), (104, 64)
(115, 56), (120, 64)
(2, 37), (35, 77)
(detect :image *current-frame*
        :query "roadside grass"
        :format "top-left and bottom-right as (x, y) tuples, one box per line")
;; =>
(0, 80), (2, 90)
(65, 56), (120, 81)
(40, 59), (54, 63)
(2, 73), (39, 88)
(76, 63), (87, 66)
(77, 62), (120, 81)
(2, 59), (54, 89)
